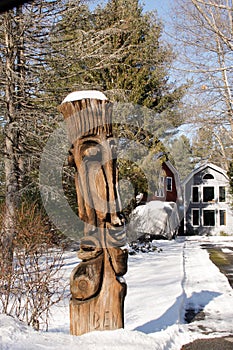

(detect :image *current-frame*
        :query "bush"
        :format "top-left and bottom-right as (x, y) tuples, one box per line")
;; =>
(0, 202), (67, 331)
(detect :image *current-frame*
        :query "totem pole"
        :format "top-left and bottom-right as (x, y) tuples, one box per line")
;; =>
(59, 90), (128, 336)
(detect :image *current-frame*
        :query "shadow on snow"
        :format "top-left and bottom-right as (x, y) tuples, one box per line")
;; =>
(134, 290), (221, 334)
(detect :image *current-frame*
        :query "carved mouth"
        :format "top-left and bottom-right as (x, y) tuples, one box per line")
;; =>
(111, 227), (125, 237)
(85, 224), (127, 247)
(107, 225), (127, 247)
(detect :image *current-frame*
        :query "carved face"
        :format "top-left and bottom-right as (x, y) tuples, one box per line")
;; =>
(70, 132), (125, 242)
(59, 95), (126, 247)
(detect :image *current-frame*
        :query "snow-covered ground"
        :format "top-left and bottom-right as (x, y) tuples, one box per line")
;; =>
(1, 235), (233, 350)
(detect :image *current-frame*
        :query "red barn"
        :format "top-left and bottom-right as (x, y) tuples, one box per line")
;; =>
(132, 160), (183, 240)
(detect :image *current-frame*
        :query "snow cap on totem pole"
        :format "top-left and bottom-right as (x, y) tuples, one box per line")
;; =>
(58, 90), (113, 143)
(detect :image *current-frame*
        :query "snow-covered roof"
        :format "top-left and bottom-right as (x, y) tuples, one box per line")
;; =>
(61, 90), (108, 104)
(182, 162), (228, 185)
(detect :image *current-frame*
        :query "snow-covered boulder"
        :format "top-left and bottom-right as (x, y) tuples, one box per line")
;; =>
(128, 201), (180, 241)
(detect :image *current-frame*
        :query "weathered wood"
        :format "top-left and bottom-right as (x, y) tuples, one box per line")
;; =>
(70, 248), (127, 335)
(59, 91), (128, 336)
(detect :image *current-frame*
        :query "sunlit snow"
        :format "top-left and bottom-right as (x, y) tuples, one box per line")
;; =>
(61, 90), (108, 104)
(1, 236), (233, 350)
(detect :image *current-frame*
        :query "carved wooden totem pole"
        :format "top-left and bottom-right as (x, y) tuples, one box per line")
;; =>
(59, 90), (128, 336)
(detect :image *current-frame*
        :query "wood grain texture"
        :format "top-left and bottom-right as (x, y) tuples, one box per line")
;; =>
(59, 93), (128, 336)
(70, 249), (127, 335)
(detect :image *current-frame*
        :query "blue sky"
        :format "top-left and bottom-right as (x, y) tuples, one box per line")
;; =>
(142, 0), (171, 18)
(91, 1), (171, 20)
(142, 0), (173, 38)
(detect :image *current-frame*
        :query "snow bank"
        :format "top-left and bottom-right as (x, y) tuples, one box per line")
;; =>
(1, 236), (233, 350)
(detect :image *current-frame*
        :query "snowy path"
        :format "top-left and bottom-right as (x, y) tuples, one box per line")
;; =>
(125, 238), (185, 333)
(182, 237), (233, 335)
(1, 236), (233, 350)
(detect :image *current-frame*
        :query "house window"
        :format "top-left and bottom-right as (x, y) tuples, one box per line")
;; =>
(203, 173), (214, 180)
(166, 177), (172, 191)
(203, 210), (215, 226)
(203, 186), (215, 202)
(219, 210), (226, 226)
(192, 186), (199, 202)
(192, 209), (200, 226)
(219, 186), (226, 202)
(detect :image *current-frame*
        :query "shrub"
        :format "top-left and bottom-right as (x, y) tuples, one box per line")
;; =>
(0, 202), (67, 330)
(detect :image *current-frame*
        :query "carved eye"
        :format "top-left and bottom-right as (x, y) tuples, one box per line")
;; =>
(84, 147), (99, 157)
(82, 144), (101, 161)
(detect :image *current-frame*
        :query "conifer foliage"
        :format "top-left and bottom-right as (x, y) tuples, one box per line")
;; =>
(50, 0), (185, 124)
(0, 0), (185, 265)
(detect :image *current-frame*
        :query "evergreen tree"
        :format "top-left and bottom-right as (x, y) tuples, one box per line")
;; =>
(0, 0), (187, 255)
(167, 135), (193, 181)
(50, 0), (185, 120)
(49, 0), (186, 207)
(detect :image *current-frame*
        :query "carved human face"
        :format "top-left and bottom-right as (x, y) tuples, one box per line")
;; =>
(59, 95), (126, 246)
(70, 132), (125, 243)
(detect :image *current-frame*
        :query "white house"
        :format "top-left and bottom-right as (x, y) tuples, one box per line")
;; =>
(182, 163), (233, 236)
